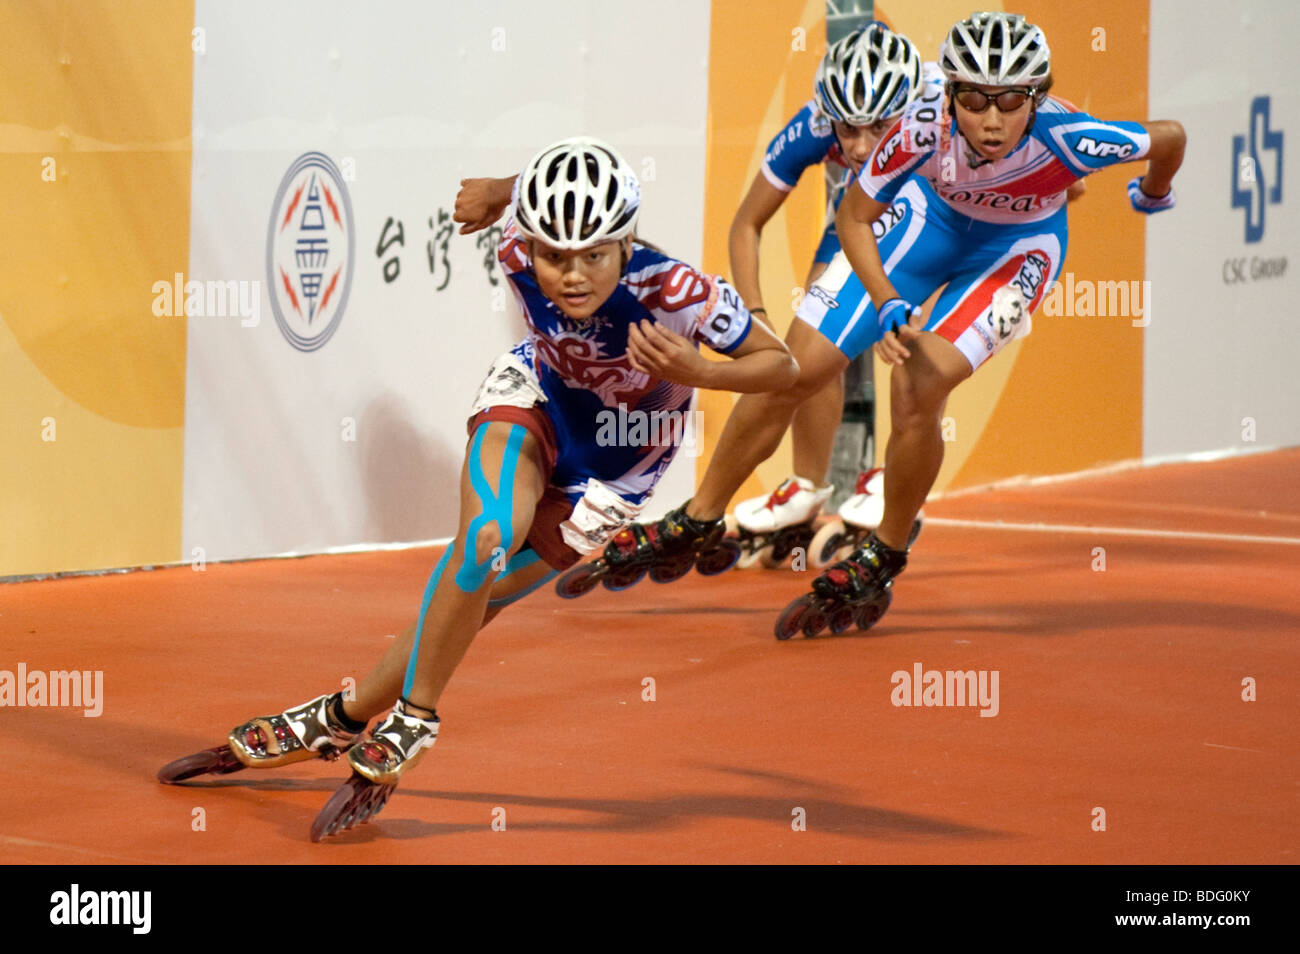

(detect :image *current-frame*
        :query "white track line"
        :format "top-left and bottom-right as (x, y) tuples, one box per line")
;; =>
(1202, 742), (1268, 754)
(924, 517), (1300, 546)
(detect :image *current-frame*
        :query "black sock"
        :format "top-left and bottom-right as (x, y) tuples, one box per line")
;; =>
(328, 692), (368, 732)
(398, 696), (439, 722)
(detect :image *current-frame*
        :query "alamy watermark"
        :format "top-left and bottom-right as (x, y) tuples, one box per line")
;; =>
(1040, 273), (1150, 327)
(50, 884), (150, 934)
(891, 662), (999, 717)
(0, 663), (103, 717)
(152, 272), (261, 327)
(594, 404), (704, 457)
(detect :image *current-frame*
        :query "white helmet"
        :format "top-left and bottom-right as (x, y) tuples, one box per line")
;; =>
(512, 136), (640, 249)
(940, 12), (1051, 87)
(814, 22), (923, 126)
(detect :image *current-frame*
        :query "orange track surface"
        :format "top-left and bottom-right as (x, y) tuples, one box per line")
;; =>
(2, 450), (1297, 864)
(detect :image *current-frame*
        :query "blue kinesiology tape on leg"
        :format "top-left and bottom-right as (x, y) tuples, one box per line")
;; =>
(401, 423), (526, 697)
(454, 423), (524, 593)
(486, 548), (558, 609)
(402, 543), (454, 698)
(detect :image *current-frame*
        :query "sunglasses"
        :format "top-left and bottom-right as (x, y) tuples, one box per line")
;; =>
(951, 86), (1035, 113)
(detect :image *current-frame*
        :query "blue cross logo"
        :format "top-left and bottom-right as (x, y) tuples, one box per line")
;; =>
(1231, 96), (1283, 244)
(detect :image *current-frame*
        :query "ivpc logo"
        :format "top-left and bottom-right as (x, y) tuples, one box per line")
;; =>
(1231, 96), (1283, 244)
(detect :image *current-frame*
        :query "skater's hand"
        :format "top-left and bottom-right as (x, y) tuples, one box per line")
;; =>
(873, 298), (924, 367)
(627, 320), (709, 385)
(453, 177), (515, 234)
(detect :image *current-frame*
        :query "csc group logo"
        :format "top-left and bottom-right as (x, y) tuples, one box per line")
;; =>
(1224, 97), (1287, 285)
(266, 152), (355, 351)
(1231, 96), (1283, 244)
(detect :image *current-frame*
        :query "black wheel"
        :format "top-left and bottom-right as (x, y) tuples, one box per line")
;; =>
(649, 554), (693, 584)
(555, 561), (603, 599)
(775, 594), (814, 641)
(829, 606), (856, 634)
(157, 745), (245, 784)
(801, 604), (829, 638)
(695, 539), (741, 576)
(854, 588), (893, 631)
(601, 564), (646, 591)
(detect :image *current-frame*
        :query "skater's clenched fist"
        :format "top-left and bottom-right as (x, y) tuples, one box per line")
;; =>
(453, 176), (516, 234)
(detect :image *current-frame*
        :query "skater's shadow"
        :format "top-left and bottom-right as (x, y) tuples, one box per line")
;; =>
(358, 393), (461, 544)
(302, 761), (1010, 844)
(162, 761), (1009, 844)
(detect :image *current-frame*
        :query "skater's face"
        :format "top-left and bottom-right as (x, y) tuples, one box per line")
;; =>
(951, 83), (1035, 161)
(834, 119), (892, 175)
(530, 237), (630, 320)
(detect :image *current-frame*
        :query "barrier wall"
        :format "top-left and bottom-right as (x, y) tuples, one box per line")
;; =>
(180, 0), (710, 563)
(1, 0), (193, 578)
(2, 0), (1293, 576)
(1145, 0), (1298, 457)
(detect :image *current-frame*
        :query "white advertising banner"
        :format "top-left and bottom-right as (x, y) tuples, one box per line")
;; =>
(183, 1), (711, 560)
(1145, 0), (1298, 457)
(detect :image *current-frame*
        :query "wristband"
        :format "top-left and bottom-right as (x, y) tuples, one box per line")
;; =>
(877, 297), (921, 335)
(1127, 177), (1176, 215)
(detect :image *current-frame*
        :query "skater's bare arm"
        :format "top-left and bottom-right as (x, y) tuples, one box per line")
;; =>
(835, 186), (898, 309)
(627, 318), (797, 393)
(728, 175), (788, 324)
(454, 176), (517, 234)
(1132, 120), (1186, 197)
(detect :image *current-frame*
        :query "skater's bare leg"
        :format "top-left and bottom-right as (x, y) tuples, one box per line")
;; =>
(344, 555), (554, 722)
(395, 422), (547, 714)
(339, 422), (548, 728)
(790, 373), (844, 486)
(687, 320), (848, 521)
(875, 332), (971, 550)
(789, 259), (842, 487)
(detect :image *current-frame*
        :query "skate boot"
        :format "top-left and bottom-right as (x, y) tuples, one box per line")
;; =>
(310, 699), (439, 841)
(775, 532), (908, 639)
(555, 501), (741, 598)
(729, 476), (834, 569)
(808, 468), (924, 569)
(157, 691), (365, 784)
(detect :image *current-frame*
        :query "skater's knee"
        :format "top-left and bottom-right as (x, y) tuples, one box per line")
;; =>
(779, 364), (841, 406)
(466, 522), (505, 566)
(453, 423), (541, 592)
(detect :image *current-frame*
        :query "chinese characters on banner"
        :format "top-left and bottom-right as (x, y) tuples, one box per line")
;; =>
(375, 212), (502, 290)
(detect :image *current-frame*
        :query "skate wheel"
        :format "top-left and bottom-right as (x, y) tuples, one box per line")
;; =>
(695, 539), (741, 576)
(809, 520), (849, 570)
(601, 565), (646, 591)
(157, 744), (245, 784)
(649, 555), (693, 584)
(829, 606), (856, 634)
(854, 588), (893, 632)
(311, 773), (396, 842)
(801, 605), (828, 638)
(555, 561), (603, 599)
(736, 544), (770, 570)
(774, 594), (815, 641)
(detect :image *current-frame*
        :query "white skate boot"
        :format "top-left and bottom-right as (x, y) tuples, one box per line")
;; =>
(809, 468), (923, 569)
(727, 476), (834, 569)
